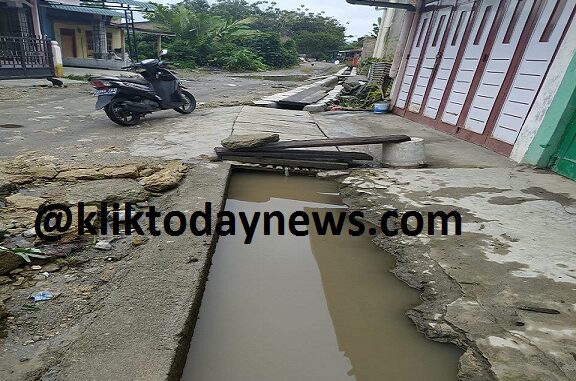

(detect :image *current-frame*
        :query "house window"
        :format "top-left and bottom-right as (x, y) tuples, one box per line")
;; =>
(107, 32), (112, 52)
(503, 0), (526, 44)
(416, 17), (429, 47)
(474, 5), (493, 45)
(86, 30), (94, 51)
(540, 0), (567, 42)
(432, 15), (447, 47)
(451, 11), (467, 46)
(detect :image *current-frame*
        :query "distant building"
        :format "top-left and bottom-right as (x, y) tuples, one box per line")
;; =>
(39, 1), (126, 69)
(361, 37), (376, 59)
(0, 0), (54, 79)
(0, 0), (156, 79)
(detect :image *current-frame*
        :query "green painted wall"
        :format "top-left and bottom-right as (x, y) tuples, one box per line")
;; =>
(523, 53), (576, 167)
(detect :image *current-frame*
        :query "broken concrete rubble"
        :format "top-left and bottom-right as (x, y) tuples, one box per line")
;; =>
(221, 133), (280, 150)
(5, 194), (46, 210)
(138, 161), (188, 192)
(64, 179), (149, 205)
(330, 167), (576, 381)
(56, 165), (140, 181)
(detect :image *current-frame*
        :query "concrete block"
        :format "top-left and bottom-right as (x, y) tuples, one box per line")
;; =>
(381, 137), (426, 167)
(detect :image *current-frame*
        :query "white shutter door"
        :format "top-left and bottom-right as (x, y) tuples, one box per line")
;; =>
(423, 3), (473, 120)
(396, 13), (433, 109)
(407, 7), (452, 113)
(492, 0), (576, 144)
(441, 0), (500, 125)
(464, 0), (535, 134)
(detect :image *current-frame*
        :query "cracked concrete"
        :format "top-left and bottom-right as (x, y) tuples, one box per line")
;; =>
(314, 113), (576, 381)
(3, 76), (576, 380)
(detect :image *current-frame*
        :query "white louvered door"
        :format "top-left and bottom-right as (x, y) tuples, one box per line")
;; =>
(441, 0), (500, 125)
(396, 12), (434, 109)
(464, 0), (535, 134)
(407, 6), (452, 113)
(491, 0), (576, 144)
(423, 2), (474, 120)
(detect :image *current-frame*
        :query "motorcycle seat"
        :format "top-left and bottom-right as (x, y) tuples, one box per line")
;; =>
(119, 77), (150, 85)
(94, 76), (150, 85)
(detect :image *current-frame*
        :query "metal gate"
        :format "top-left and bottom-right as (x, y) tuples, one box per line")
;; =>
(0, 36), (55, 80)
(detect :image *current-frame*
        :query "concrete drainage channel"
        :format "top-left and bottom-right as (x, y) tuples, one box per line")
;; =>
(176, 169), (462, 380)
(254, 67), (351, 111)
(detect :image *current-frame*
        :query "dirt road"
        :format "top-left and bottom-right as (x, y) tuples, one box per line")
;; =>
(0, 62), (337, 159)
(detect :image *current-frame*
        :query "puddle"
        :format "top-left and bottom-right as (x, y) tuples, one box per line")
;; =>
(0, 124), (23, 128)
(182, 171), (461, 381)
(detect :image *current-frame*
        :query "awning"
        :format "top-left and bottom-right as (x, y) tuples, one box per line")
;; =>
(81, 0), (156, 12)
(46, 3), (123, 17)
(345, 0), (417, 10)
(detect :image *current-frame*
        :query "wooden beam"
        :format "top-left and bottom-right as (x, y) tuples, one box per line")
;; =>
(214, 148), (373, 161)
(232, 135), (411, 151)
(220, 156), (349, 170)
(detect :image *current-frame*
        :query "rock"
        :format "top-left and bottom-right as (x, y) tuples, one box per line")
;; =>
(0, 179), (16, 195)
(0, 276), (11, 285)
(303, 104), (327, 112)
(64, 179), (149, 205)
(41, 263), (60, 273)
(56, 168), (105, 181)
(131, 237), (148, 247)
(5, 194), (46, 210)
(342, 75), (368, 92)
(31, 265), (42, 270)
(221, 133), (280, 150)
(22, 228), (36, 238)
(139, 161), (188, 192)
(98, 268), (115, 282)
(25, 164), (59, 179)
(0, 301), (8, 319)
(95, 241), (112, 251)
(0, 252), (24, 275)
(98, 165), (139, 179)
(138, 168), (157, 177)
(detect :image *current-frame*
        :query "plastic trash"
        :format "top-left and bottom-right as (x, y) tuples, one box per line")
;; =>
(30, 291), (53, 302)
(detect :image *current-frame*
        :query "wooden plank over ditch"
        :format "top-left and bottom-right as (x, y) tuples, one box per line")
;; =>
(238, 135), (411, 150)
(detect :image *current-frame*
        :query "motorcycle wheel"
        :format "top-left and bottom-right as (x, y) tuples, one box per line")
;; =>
(104, 98), (142, 126)
(174, 91), (196, 114)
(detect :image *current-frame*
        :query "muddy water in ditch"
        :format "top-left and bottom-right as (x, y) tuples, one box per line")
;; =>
(182, 171), (461, 381)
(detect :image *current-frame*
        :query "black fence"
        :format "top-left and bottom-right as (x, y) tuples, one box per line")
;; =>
(0, 36), (55, 79)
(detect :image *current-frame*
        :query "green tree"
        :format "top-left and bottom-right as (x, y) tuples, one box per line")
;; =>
(144, 0), (344, 69)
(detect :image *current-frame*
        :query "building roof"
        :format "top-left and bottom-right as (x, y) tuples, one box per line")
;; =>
(47, 3), (123, 17)
(81, 0), (156, 11)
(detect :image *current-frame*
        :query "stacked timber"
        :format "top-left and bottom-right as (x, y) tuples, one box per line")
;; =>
(215, 135), (411, 170)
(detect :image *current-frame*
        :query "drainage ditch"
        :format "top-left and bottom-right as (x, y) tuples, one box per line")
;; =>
(181, 170), (462, 380)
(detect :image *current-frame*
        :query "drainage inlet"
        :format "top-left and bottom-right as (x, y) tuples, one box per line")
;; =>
(182, 171), (461, 380)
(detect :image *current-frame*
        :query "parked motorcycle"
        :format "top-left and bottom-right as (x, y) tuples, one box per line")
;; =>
(89, 49), (196, 126)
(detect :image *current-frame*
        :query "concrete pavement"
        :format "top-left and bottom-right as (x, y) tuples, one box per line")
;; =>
(313, 111), (576, 381)
(2, 74), (576, 380)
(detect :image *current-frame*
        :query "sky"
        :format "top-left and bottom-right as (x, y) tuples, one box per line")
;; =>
(158, 0), (384, 39)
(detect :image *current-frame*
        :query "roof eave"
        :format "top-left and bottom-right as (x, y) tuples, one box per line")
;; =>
(345, 0), (417, 11)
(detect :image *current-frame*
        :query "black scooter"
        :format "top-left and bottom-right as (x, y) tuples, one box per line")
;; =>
(89, 49), (196, 126)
